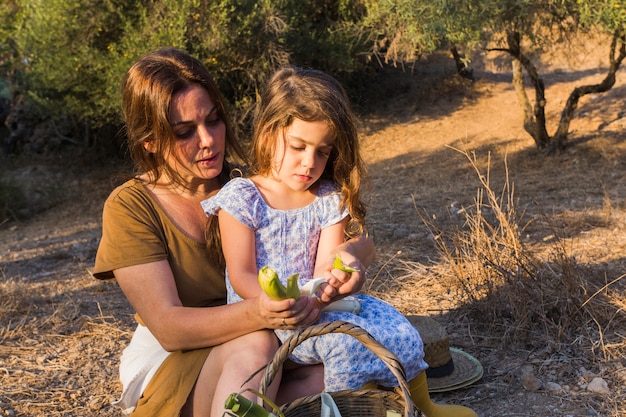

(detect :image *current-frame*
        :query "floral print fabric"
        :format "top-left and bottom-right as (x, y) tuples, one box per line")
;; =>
(202, 178), (427, 390)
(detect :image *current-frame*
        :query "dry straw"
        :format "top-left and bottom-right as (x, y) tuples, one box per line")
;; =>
(413, 147), (624, 348)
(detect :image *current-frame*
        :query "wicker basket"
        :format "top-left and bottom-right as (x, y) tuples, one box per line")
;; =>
(257, 321), (422, 417)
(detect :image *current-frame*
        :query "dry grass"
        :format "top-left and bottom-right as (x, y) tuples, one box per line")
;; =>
(416, 147), (607, 344)
(357, 37), (626, 414)
(0, 159), (133, 416)
(365, 140), (626, 416)
(0, 265), (132, 416)
(1, 35), (626, 416)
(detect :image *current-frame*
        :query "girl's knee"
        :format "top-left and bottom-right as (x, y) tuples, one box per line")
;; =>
(208, 332), (277, 371)
(221, 330), (278, 367)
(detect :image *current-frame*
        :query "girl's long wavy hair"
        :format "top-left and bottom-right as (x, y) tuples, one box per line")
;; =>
(121, 47), (247, 267)
(249, 66), (367, 237)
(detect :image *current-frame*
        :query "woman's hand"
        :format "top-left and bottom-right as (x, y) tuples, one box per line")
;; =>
(257, 292), (321, 330)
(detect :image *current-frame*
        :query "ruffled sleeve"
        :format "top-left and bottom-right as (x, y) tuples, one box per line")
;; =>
(316, 180), (349, 229)
(201, 177), (265, 230)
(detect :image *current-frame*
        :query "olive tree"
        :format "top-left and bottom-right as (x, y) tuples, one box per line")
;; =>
(481, 0), (625, 151)
(358, 0), (625, 151)
(449, 0), (625, 151)
(550, 1), (626, 150)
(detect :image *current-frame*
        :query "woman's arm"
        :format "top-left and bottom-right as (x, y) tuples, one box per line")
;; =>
(114, 261), (319, 352)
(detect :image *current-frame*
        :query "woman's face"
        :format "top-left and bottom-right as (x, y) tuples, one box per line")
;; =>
(155, 84), (226, 187)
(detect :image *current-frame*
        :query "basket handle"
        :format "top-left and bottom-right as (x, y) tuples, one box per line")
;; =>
(258, 320), (417, 417)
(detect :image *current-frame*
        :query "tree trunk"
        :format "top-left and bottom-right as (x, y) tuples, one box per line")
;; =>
(506, 31), (550, 149)
(511, 59), (538, 145)
(553, 30), (626, 150)
(450, 44), (474, 80)
(487, 30), (624, 154)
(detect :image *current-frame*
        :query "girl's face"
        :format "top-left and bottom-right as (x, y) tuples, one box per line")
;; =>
(149, 84), (226, 188)
(272, 118), (334, 192)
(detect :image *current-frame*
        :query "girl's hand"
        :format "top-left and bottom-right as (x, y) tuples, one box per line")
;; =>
(318, 251), (366, 304)
(316, 233), (374, 304)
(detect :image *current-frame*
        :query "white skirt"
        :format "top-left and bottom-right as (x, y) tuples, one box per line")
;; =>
(113, 324), (171, 415)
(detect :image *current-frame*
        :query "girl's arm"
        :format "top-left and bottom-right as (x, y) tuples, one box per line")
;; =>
(313, 218), (349, 278)
(312, 218), (350, 306)
(218, 209), (263, 299)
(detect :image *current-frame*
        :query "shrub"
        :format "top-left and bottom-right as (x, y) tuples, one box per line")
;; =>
(420, 148), (608, 345)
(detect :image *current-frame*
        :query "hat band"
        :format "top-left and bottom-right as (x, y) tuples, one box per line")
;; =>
(425, 357), (455, 378)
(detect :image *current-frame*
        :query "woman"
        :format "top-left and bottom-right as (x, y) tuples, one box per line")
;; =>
(93, 48), (374, 417)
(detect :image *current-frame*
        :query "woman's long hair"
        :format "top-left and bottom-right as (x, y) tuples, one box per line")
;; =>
(121, 47), (246, 187)
(122, 48), (247, 267)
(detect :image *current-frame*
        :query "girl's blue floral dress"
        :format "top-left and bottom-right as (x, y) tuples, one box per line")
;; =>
(202, 177), (427, 390)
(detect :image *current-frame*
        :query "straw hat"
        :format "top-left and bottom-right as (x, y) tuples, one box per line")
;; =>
(406, 315), (483, 393)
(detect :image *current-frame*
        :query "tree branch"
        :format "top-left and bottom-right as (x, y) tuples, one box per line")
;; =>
(553, 30), (626, 148)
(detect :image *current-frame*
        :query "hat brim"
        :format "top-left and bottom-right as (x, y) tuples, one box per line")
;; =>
(426, 348), (483, 393)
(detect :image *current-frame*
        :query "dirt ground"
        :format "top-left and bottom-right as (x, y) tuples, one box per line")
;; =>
(1, 35), (625, 416)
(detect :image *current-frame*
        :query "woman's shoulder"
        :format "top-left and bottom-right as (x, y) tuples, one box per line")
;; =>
(105, 178), (151, 206)
(101, 178), (165, 225)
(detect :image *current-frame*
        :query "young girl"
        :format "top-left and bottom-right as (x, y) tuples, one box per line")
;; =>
(202, 66), (477, 417)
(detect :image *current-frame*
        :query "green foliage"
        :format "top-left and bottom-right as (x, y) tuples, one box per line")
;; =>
(430, 0), (493, 47)
(0, 0), (381, 150)
(278, 0), (369, 71)
(577, 0), (626, 33)
(182, 0), (289, 120)
(0, 79), (9, 99)
(360, 0), (442, 65)
(12, 0), (123, 126)
(1, 0), (624, 155)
